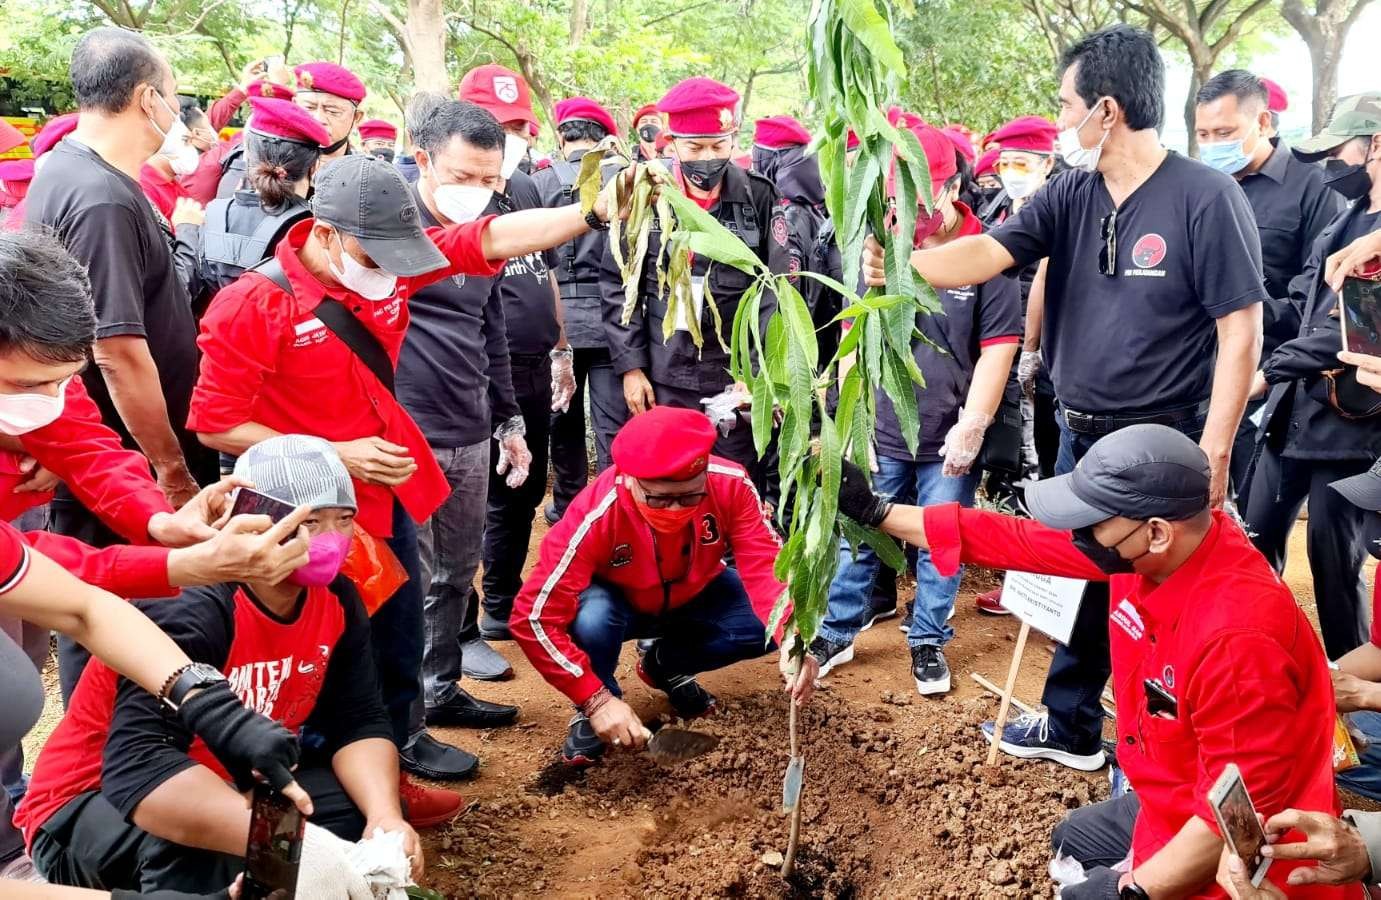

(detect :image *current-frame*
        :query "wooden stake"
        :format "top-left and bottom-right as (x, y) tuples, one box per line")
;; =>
(782, 699), (803, 879)
(986, 620), (1031, 767)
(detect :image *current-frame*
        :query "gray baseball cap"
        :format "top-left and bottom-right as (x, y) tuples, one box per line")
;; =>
(1023, 424), (1210, 530)
(311, 154), (448, 277)
(1331, 456), (1381, 511)
(1294, 93), (1381, 161)
(232, 434), (357, 511)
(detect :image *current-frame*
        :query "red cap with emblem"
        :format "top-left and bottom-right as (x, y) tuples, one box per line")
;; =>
(753, 115), (811, 149)
(248, 97), (330, 147)
(458, 64), (538, 127)
(358, 119), (398, 142)
(554, 97), (617, 136)
(658, 78), (740, 138)
(633, 103), (660, 127)
(31, 113), (78, 159)
(247, 79), (296, 102)
(1260, 77), (1288, 113)
(612, 407), (717, 481)
(989, 115), (1058, 154)
(293, 62), (367, 104)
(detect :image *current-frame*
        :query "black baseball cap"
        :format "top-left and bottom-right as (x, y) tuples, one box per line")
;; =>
(1023, 424), (1211, 529)
(311, 154), (448, 277)
(1331, 456), (1381, 511)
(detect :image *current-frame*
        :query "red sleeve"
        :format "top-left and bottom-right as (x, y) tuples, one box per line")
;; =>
(178, 141), (229, 205)
(0, 521), (30, 595)
(922, 503), (1107, 582)
(208, 88), (246, 132)
(407, 216), (507, 292)
(19, 378), (172, 545)
(187, 282), (284, 435)
(721, 471), (789, 639)
(509, 490), (610, 706)
(138, 167), (177, 221)
(22, 531), (175, 598)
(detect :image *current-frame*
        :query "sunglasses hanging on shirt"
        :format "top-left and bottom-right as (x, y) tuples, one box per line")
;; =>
(1098, 209), (1118, 277)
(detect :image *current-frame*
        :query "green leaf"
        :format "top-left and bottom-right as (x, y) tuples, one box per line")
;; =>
(776, 277), (820, 373)
(750, 371), (775, 456)
(840, 519), (907, 572)
(817, 405), (842, 537)
(880, 342), (921, 455)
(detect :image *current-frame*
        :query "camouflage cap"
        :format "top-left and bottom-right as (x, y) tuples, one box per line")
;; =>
(1295, 93), (1381, 160)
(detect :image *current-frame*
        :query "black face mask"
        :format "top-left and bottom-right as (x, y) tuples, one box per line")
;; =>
(1325, 155), (1373, 201)
(1364, 513), (1381, 561)
(323, 133), (350, 156)
(680, 157), (730, 192)
(369, 148), (396, 163)
(1071, 525), (1143, 575)
(638, 124), (661, 144)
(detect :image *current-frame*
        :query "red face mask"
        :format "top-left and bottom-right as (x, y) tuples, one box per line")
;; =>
(913, 205), (946, 244)
(636, 501), (701, 533)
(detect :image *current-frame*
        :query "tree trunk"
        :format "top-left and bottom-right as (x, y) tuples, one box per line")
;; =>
(1309, 37), (1342, 132)
(406, 0), (450, 93)
(1184, 66), (1208, 159)
(570, 0), (589, 46)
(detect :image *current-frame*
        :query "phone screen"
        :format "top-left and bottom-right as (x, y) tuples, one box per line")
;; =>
(1213, 774), (1268, 881)
(243, 785), (304, 900)
(230, 487), (297, 524)
(1341, 277), (1381, 357)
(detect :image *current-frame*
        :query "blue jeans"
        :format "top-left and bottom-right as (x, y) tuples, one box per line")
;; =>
(567, 570), (772, 698)
(373, 500), (425, 749)
(1338, 711), (1381, 801)
(819, 457), (978, 649)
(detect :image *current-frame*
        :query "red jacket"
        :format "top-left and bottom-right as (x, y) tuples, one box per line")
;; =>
(511, 458), (786, 706)
(0, 521), (174, 604)
(1, 377), (171, 543)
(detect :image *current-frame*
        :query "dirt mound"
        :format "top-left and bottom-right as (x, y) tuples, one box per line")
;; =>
(429, 690), (1105, 898)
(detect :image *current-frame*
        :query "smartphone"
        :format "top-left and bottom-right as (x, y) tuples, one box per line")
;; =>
(230, 487), (296, 523)
(1207, 764), (1271, 888)
(263, 54), (285, 71)
(1340, 276), (1381, 357)
(242, 784), (304, 900)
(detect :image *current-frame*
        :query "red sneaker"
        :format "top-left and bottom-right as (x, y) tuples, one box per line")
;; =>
(975, 588), (1012, 616)
(399, 773), (464, 827)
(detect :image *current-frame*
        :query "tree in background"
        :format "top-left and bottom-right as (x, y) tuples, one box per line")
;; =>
(1280, 0), (1379, 131)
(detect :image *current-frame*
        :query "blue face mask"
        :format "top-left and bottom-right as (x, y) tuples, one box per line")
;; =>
(1199, 136), (1254, 175)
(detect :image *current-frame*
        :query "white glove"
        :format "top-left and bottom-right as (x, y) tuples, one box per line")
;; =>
(296, 823), (374, 900)
(1017, 350), (1041, 390)
(939, 411), (993, 477)
(494, 415), (532, 489)
(550, 348), (576, 414)
(699, 384), (751, 436)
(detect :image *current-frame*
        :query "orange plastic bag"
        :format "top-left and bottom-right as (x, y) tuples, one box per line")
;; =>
(1335, 715), (1362, 772)
(340, 529), (409, 615)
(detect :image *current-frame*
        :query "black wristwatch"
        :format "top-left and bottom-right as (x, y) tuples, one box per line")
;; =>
(585, 208), (609, 231)
(161, 662), (227, 711)
(1119, 881), (1150, 900)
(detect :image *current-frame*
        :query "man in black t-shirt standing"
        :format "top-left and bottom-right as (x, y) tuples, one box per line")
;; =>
(26, 27), (216, 700)
(862, 25), (1264, 771)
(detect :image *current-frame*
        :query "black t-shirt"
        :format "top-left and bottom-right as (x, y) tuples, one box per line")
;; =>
(1239, 140), (1343, 301)
(991, 152), (1265, 415)
(495, 170), (561, 355)
(25, 140), (203, 466)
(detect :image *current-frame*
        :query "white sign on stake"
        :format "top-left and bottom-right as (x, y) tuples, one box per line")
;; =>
(999, 570), (1087, 645)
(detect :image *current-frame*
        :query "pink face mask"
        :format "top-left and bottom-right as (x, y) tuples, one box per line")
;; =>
(287, 532), (352, 587)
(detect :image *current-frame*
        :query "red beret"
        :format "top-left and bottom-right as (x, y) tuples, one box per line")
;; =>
(554, 97), (617, 136)
(528, 121), (540, 138)
(886, 106), (924, 130)
(974, 148), (1000, 178)
(753, 115), (811, 149)
(632, 103), (660, 126)
(458, 65), (538, 127)
(886, 124), (957, 200)
(294, 62), (366, 104)
(0, 159), (34, 184)
(246, 79), (295, 102)
(989, 115), (1057, 154)
(941, 126), (975, 163)
(846, 129), (860, 151)
(654, 130), (672, 153)
(358, 119), (397, 142)
(1260, 77), (1288, 113)
(30, 113), (78, 159)
(247, 97), (330, 147)
(0, 120), (25, 157)
(612, 407), (717, 480)
(658, 77), (740, 137)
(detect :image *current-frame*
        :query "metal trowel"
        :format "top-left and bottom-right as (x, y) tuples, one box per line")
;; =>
(640, 723), (720, 761)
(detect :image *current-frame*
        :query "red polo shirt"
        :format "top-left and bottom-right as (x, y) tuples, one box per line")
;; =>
(188, 216), (504, 537)
(924, 505), (1346, 899)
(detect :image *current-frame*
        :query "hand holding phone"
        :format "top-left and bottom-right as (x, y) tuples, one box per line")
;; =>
(1340, 276), (1381, 358)
(1209, 763), (1272, 888)
(243, 785), (304, 900)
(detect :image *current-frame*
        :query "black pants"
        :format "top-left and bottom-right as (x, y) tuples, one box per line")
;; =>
(482, 354), (553, 621)
(1243, 449), (1371, 658)
(1228, 399), (1266, 503)
(549, 347), (627, 514)
(1032, 380), (1061, 480)
(31, 763), (364, 893)
(1051, 794), (1141, 899)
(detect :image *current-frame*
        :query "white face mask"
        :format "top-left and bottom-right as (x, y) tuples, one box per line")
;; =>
(433, 183), (493, 225)
(500, 133), (528, 179)
(1057, 99), (1109, 173)
(0, 377), (70, 436)
(329, 232), (397, 301)
(999, 171), (1039, 201)
(149, 91), (190, 160)
(166, 142), (200, 176)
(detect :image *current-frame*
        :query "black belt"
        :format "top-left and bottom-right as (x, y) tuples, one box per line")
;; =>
(1062, 400), (1210, 436)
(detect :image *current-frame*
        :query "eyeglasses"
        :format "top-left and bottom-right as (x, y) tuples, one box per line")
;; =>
(996, 156), (1047, 176)
(1099, 209), (1118, 277)
(640, 491), (708, 509)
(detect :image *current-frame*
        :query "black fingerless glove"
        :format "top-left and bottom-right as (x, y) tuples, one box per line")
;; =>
(837, 458), (891, 527)
(178, 680), (299, 793)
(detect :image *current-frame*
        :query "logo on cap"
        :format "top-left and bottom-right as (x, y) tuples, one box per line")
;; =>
(690, 456), (706, 473)
(718, 107), (733, 131)
(263, 83), (277, 98)
(1132, 233), (1166, 269)
(493, 76), (519, 104)
(299, 70), (314, 89)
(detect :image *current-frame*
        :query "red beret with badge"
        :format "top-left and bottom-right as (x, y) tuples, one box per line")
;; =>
(658, 78), (740, 138)
(358, 119), (398, 142)
(30, 113), (78, 159)
(555, 97), (618, 136)
(633, 103), (661, 127)
(753, 115), (811, 149)
(989, 115), (1058, 154)
(294, 62), (367, 104)
(612, 407), (717, 481)
(246, 79), (296, 102)
(248, 97), (330, 147)
(1260, 77), (1288, 113)
(458, 64), (539, 128)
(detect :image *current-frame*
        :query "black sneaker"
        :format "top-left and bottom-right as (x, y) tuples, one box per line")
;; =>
(563, 714), (605, 766)
(544, 502), (563, 526)
(400, 732), (480, 781)
(861, 597), (898, 632)
(898, 601), (913, 632)
(978, 711), (1106, 771)
(807, 634), (854, 677)
(910, 645), (951, 696)
(637, 656), (717, 719)
(479, 610), (513, 641)
(425, 688), (519, 728)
